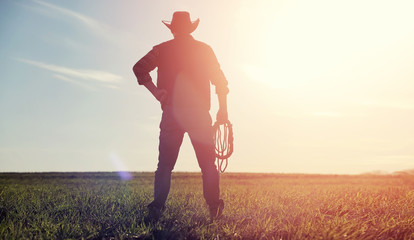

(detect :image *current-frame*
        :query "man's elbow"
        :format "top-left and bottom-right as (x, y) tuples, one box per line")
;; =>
(132, 62), (140, 75)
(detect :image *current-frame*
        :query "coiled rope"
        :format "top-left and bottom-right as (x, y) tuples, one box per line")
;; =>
(213, 120), (234, 173)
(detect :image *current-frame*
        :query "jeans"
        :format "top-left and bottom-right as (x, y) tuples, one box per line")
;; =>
(149, 107), (221, 209)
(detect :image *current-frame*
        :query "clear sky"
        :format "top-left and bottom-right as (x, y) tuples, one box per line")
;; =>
(1, 0), (413, 174)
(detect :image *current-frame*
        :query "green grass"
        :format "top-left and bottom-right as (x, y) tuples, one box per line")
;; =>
(1, 172), (413, 239)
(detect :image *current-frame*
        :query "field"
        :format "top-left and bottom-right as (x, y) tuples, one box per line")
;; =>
(0, 172), (413, 239)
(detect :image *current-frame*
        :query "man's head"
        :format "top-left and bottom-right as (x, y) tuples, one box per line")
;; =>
(162, 11), (199, 35)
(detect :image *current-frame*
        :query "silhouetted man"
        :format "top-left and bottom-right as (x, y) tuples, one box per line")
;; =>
(133, 11), (229, 220)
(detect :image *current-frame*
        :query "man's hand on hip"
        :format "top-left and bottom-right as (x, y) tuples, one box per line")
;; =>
(154, 89), (168, 104)
(143, 81), (168, 105)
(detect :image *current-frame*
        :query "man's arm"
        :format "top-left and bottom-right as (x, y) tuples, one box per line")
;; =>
(216, 93), (228, 123)
(205, 46), (229, 123)
(133, 47), (167, 104)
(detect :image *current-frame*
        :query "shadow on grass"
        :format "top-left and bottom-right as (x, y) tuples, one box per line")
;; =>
(132, 214), (210, 240)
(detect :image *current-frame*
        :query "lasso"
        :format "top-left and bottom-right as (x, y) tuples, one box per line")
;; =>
(213, 120), (234, 173)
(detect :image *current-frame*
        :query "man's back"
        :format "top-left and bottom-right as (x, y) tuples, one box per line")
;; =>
(156, 35), (214, 110)
(135, 35), (227, 111)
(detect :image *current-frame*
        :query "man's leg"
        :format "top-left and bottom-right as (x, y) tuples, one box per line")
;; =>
(187, 116), (223, 215)
(149, 114), (184, 211)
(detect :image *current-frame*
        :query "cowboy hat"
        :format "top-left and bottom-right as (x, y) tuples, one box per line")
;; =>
(162, 11), (200, 34)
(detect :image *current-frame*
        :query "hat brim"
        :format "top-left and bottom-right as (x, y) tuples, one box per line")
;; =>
(162, 19), (200, 34)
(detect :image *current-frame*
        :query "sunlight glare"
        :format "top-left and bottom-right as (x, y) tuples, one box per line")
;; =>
(109, 151), (132, 181)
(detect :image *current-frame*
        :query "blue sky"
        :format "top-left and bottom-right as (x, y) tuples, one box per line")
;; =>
(1, 0), (414, 174)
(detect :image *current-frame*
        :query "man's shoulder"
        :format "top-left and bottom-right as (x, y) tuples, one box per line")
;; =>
(153, 39), (174, 49)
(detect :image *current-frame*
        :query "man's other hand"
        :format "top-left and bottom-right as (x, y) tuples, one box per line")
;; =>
(216, 108), (228, 123)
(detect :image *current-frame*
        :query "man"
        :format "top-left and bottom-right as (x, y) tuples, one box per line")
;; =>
(133, 11), (229, 220)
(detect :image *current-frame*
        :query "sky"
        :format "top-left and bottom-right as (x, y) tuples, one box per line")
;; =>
(1, 0), (413, 174)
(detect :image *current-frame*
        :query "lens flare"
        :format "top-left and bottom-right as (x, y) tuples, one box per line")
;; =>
(109, 151), (132, 181)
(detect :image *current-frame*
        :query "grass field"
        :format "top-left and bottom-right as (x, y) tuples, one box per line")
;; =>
(0, 172), (413, 239)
